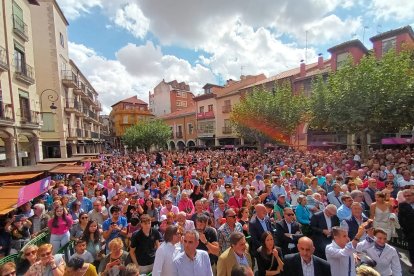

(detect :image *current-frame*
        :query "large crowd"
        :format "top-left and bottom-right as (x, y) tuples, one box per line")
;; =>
(0, 147), (414, 276)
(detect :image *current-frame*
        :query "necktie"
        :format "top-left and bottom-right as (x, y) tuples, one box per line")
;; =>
(348, 256), (351, 276)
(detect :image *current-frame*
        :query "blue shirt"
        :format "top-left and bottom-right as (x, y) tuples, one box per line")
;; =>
(271, 185), (287, 199)
(337, 205), (352, 221)
(258, 218), (269, 232)
(102, 216), (128, 245)
(173, 249), (213, 276)
(70, 197), (92, 213)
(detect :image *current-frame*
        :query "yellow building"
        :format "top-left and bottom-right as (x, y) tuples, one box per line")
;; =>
(0, 0), (42, 166)
(109, 96), (154, 147)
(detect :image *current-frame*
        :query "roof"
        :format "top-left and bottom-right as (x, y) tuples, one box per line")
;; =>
(370, 25), (414, 42)
(0, 172), (43, 183)
(49, 166), (85, 174)
(202, 83), (224, 89)
(37, 157), (85, 164)
(111, 96), (148, 107)
(159, 105), (196, 119)
(0, 164), (58, 176)
(193, 92), (217, 101)
(0, 185), (22, 215)
(216, 74), (267, 98)
(52, 0), (69, 26)
(327, 39), (368, 54)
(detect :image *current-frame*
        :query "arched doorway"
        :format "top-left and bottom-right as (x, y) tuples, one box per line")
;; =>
(169, 141), (176, 151)
(177, 141), (185, 151)
(0, 129), (16, 166)
(17, 131), (40, 165)
(187, 140), (195, 148)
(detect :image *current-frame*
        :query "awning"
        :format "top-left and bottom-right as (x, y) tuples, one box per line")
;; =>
(0, 172), (43, 183)
(382, 137), (414, 145)
(83, 158), (102, 163)
(0, 185), (22, 214)
(49, 166), (85, 174)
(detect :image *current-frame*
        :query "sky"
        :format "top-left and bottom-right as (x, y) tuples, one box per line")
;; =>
(55, 0), (414, 115)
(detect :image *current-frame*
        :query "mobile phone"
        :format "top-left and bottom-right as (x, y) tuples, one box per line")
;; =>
(14, 214), (24, 221)
(365, 221), (373, 229)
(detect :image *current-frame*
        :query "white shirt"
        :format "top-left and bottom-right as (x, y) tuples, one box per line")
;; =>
(326, 238), (375, 276)
(152, 242), (180, 276)
(286, 222), (295, 249)
(301, 257), (315, 276)
(323, 212), (332, 231)
(366, 244), (402, 276)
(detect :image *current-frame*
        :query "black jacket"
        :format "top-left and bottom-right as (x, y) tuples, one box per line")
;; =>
(275, 220), (303, 256)
(282, 253), (331, 276)
(249, 216), (273, 255)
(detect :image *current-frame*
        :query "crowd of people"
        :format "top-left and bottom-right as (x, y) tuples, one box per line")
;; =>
(0, 147), (413, 276)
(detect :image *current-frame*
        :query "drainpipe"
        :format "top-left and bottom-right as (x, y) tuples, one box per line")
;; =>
(2, 0), (19, 166)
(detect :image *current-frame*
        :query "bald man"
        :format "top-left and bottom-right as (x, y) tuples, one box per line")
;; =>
(283, 237), (331, 276)
(249, 204), (273, 260)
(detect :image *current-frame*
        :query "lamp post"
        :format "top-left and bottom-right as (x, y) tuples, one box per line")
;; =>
(40, 89), (59, 114)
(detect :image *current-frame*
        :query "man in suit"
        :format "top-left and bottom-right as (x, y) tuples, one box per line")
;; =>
(310, 204), (339, 260)
(340, 202), (368, 240)
(249, 204), (273, 259)
(275, 207), (303, 256)
(398, 188), (414, 274)
(283, 237), (331, 276)
(217, 232), (252, 276)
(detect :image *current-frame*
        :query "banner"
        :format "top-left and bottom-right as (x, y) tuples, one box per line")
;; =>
(84, 161), (91, 171)
(17, 176), (51, 207)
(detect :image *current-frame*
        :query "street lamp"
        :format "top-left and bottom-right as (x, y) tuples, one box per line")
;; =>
(40, 89), (59, 114)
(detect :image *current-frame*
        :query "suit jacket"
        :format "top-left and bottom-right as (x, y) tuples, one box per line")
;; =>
(249, 216), (273, 254)
(398, 202), (414, 240)
(217, 247), (252, 276)
(366, 244), (402, 276)
(282, 253), (331, 276)
(310, 211), (339, 250)
(275, 220), (303, 255)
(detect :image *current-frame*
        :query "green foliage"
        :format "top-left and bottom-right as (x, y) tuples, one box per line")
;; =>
(310, 49), (414, 156)
(231, 82), (309, 146)
(122, 119), (171, 152)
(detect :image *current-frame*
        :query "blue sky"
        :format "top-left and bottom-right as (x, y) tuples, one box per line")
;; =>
(56, 0), (414, 114)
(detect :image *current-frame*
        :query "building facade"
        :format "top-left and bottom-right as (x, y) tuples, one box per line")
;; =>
(30, 0), (103, 158)
(0, 0), (42, 166)
(160, 106), (197, 150)
(109, 96), (154, 148)
(149, 79), (195, 117)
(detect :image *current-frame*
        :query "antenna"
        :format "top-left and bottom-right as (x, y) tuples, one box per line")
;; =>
(362, 26), (369, 44)
(305, 30), (308, 63)
(240, 65), (244, 77)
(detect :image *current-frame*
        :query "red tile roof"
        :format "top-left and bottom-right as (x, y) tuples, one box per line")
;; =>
(159, 106), (196, 119)
(111, 96), (148, 107)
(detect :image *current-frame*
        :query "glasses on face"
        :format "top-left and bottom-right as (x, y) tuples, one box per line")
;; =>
(113, 198), (119, 201)
(25, 250), (37, 256)
(285, 213), (295, 217)
(250, 188), (255, 191)
(40, 251), (52, 258)
(3, 271), (16, 276)
(81, 216), (88, 220)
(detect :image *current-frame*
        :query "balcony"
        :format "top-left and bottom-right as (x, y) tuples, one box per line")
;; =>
(0, 46), (8, 72)
(222, 105), (232, 113)
(61, 70), (78, 88)
(64, 98), (80, 113)
(94, 100), (102, 111)
(89, 110), (98, 121)
(73, 86), (84, 96)
(197, 128), (215, 138)
(0, 103), (14, 126)
(91, 131), (100, 139)
(84, 130), (91, 138)
(20, 110), (40, 128)
(12, 15), (28, 41)
(176, 132), (183, 139)
(197, 111), (215, 120)
(15, 64), (35, 85)
(76, 128), (83, 137)
(222, 126), (233, 134)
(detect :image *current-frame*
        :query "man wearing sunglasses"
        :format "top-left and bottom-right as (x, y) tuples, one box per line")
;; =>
(275, 207), (303, 256)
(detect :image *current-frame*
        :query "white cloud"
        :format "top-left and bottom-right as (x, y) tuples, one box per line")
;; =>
(113, 2), (149, 39)
(68, 42), (215, 114)
(370, 0), (414, 21)
(55, 0), (102, 20)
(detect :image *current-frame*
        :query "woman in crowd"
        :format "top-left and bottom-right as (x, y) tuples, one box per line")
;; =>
(295, 195), (312, 236)
(16, 244), (38, 275)
(143, 198), (158, 224)
(5, 215), (32, 254)
(91, 188), (106, 204)
(370, 191), (394, 240)
(64, 257), (98, 276)
(273, 195), (291, 221)
(98, 237), (130, 276)
(81, 219), (103, 267)
(26, 243), (65, 276)
(256, 231), (284, 276)
(70, 212), (89, 241)
(178, 192), (194, 219)
(190, 185), (204, 204)
(48, 206), (73, 254)
(69, 201), (83, 223)
(0, 262), (16, 276)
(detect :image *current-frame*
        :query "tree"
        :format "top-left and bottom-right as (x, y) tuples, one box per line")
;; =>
(231, 82), (309, 151)
(122, 119), (171, 152)
(310, 48), (414, 159)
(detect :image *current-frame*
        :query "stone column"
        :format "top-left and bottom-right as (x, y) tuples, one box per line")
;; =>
(71, 143), (78, 155)
(4, 138), (17, 167)
(60, 140), (68, 158)
(215, 138), (219, 146)
(30, 136), (42, 164)
(240, 138), (245, 146)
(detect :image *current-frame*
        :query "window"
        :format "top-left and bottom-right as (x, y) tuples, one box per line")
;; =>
(14, 42), (25, 73)
(176, 101), (182, 107)
(19, 90), (30, 121)
(60, 33), (65, 48)
(123, 115), (128, 124)
(41, 113), (55, 132)
(382, 37), (396, 54)
(176, 91), (187, 98)
(208, 104), (213, 112)
(199, 106), (204, 113)
(224, 100), (231, 106)
(336, 52), (349, 69)
(205, 88), (211, 94)
(188, 123), (193, 134)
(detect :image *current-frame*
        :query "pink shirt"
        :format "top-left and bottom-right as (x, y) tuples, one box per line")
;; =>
(48, 215), (73, 235)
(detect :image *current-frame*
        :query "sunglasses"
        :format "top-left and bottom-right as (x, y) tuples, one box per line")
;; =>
(40, 251), (52, 258)
(25, 250), (37, 256)
(285, 213), (295, 216)
(3, 271), (15, 276)
(81, 217), (88, 220)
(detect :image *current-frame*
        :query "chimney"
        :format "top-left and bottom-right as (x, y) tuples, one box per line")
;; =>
(300, 60), (306, 77)
(318, 53), (323, 69)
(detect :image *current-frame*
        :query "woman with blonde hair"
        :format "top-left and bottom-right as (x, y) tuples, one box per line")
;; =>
(17, 244), (38, 275)
(26, 243), (66, 276)
(0, 262), (16, 276)
(98, 237), (130, 276)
